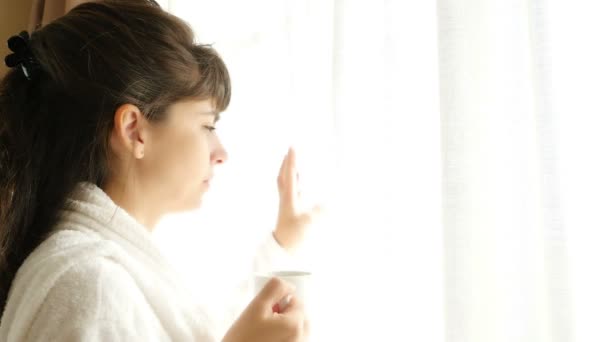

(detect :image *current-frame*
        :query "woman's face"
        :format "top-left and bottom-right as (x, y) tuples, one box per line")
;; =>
(141, 98), (227, 212)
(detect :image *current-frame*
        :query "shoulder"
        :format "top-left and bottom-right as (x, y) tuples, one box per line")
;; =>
(6, 255), (162, 341)
(46, 255), (142, 306)
(11, 228), (119, 289)
(37, 256), (152, 321)
(2, 231), (163, 341)
(15, 227), (150, 316)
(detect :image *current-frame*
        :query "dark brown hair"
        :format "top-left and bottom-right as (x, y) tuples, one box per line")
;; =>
(0, 0), (230, 312)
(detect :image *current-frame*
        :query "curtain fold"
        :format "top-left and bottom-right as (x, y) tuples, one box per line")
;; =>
(438, 0), (571, 341)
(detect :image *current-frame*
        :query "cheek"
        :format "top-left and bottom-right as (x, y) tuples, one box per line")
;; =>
(178, 132), (212, 176)
(153, 130), (211, 182)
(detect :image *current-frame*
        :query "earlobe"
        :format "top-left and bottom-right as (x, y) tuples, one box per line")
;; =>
(113, 103), (146, 158)
(136, 146), (145, 159)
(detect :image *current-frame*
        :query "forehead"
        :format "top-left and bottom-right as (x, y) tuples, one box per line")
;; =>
(166, 99), (219, 120)
(171, 99), (216, 113)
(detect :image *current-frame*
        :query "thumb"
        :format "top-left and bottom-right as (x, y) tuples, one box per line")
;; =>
(298, 204), (326, 226)
(255, 277), (295, 307)
(310, 204), (325, 218)
(278, 293), (304, 315)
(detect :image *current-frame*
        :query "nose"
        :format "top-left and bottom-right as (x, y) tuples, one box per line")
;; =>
(212, 143), (228, 165)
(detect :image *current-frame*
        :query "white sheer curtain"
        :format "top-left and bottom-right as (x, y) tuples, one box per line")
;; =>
(152, 0), (608, 341)
(438, 0), (571, 341)
(440, 0), (608, 341)
(549, 1), (608, 341)
(154, 0), (443, 341)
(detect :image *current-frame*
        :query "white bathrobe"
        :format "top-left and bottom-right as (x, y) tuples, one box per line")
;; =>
(0, 183), (293, 341)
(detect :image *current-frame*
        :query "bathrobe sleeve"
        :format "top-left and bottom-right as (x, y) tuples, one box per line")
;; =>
(252, 233), (298, 273)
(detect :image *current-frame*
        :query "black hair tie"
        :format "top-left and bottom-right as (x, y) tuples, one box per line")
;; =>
(5, 31), (40, 80)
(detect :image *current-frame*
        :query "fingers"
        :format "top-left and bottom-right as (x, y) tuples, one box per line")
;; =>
(288, 147), (299, 195)
(284, 147), (298, 202)
(274, 295), (308, 340)
(303, 317), (311, 341)
(278, 147), (299, 207)
(277, 148), (288, 188)
(278, 293), (304, 315)
(255, 277), (295, 308)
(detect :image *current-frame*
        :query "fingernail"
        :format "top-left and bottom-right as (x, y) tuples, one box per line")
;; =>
(273, 295), (292, 313)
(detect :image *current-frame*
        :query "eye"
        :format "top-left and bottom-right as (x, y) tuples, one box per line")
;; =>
(203, 125), (216, 132)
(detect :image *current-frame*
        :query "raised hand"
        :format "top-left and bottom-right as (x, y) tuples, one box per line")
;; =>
(273, 147), (323, 253)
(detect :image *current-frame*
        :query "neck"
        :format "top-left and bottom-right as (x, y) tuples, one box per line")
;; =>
(102, 179), (161, 231)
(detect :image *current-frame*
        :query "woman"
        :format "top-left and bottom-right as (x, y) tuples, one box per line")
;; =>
(0, 0), (315, 340)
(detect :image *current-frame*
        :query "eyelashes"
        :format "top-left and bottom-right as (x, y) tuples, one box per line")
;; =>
(203, 125), (216, 132)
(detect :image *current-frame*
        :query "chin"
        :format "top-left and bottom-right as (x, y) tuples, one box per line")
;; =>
(191, 187), (208, 208)
(187, 193), (205, 211)
(170, 191), (205, 213)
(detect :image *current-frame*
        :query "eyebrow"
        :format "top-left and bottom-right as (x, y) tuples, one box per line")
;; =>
(201, 111), (221, 123)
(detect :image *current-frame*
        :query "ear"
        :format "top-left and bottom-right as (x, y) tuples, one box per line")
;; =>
(110, 104), (148, 160)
